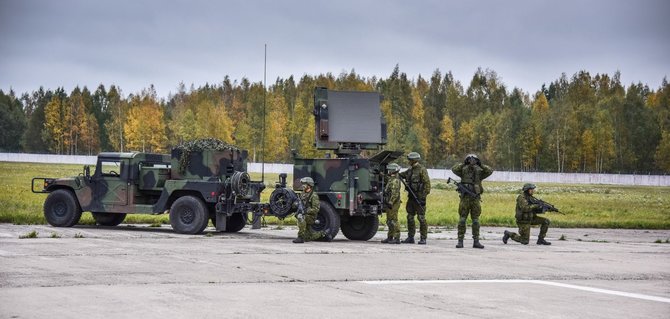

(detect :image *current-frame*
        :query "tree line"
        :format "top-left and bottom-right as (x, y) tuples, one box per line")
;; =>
(1, 66), (669, 173)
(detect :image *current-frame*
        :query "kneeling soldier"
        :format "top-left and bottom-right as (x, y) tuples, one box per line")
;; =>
(503, 183), (552, 245)
(293, 177), (332, 243)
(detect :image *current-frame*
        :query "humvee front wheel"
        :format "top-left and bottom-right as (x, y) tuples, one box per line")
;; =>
(170, 196), (209, 234)
(92, 212), (127, 226)
(341, 215), (379, 241)
(44, 189), (82, 227)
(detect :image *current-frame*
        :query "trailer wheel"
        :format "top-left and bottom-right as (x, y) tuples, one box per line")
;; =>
(44, 189), (82, 227)
(170, 196), (209, 234)
(92, 212), (127, 226)
(224, 213), (248, 233)
(341, 215), (379, 241)
(311, 201), (340, 239)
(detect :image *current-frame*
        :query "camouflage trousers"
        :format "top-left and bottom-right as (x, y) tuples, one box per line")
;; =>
(297, 217), (325, 242)
(406, 199), (427, 240)
(509, 216), (550, 244)
(458, 195), (481, 240)
(386, 203), (401, 240)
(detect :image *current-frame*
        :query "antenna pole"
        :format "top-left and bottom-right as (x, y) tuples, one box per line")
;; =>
(261, 44), (267, 183)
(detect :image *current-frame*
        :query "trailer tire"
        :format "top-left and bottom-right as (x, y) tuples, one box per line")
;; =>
(92, 212), (127, 226)
(170, 195), (209, 234)
(341, 215), (379, 241)
(224, 213), (247, 233)
(311, 201), (340, 239)
(44, 189), (82, 227)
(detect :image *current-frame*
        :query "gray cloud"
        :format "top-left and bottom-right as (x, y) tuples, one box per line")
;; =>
(1, 0), (668, 98)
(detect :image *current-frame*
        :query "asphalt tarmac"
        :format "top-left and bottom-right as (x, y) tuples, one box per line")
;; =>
(1, 224), (669, 318)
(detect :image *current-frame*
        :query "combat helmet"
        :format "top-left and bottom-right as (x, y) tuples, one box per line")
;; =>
(522, 183), (536, 191)
(407, 152), (421, 161)
(386, 163), (400, 173)
(300, 177), (315, 187)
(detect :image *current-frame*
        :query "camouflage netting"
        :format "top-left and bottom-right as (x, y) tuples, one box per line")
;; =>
(173, 138), (241, 174)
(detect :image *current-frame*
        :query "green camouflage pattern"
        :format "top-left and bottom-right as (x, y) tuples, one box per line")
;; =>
(452, 162), (493, 240)
(383, 174), (401, 239)
(34, 139), (265, 233)
(508, 193), (551, 243)
(297, 189), (326, 241)
(399, 162), (430, 240)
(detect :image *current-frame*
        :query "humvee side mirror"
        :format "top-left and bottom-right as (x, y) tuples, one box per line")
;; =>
(84, 165), (91, 181)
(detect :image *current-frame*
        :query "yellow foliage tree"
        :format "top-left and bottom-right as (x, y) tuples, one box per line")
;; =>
(410, 88), (431, 156)
(124, 96), (167, 153)
(439, 114), (456, 154)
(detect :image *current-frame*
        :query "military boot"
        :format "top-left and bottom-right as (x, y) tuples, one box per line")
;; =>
(455, 239), (464, 248)
(381, 237), (392, 244)
(391, 237), (401, 244)
(502, 230), (510, 244)
(402, 237), (415, 244)
(473, 239), (485, 249)
(418, 238), (426, 245)
(537, 238), (552, 245)
(292, 237), (304, 244)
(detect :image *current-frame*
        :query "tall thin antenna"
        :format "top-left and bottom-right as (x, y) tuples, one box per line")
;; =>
(261, 44), (267, 183)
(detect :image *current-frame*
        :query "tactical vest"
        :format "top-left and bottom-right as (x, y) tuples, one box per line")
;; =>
(406, 165), (425, 196)
(461, 164), (483, 194)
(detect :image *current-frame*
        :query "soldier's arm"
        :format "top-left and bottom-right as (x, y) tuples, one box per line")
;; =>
(451, 163), (464, 177)
(421, 168), (431, 195)
(307, 194), (320, 218)
(389, 179), (400, 204)
(517, 195), (539, 213)
(481, 164), (494, 179)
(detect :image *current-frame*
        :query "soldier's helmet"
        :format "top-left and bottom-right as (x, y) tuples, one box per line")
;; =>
(522, 183), (536, 191)
(386, 163), (400, 173)
(300, 177), (315, 187)
(407, 152), (421, 161)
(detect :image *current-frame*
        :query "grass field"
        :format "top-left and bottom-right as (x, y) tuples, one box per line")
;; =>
(2, 162), (669, 229)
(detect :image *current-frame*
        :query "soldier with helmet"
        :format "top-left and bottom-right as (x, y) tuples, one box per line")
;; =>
(451, 154), (493, 248)
(503, 183), (552, 245)
(381, 163), (402, 244)
(399, 152), (431, 245)
(293, 177), (332, 243)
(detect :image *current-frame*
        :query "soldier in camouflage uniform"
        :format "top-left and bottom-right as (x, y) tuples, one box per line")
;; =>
(503, 183), (552, 245)
(382, 163), (402, 244)
(293, 177), (332, 243)
(451, 154), (493, 249)
(399, 152), (431, 245)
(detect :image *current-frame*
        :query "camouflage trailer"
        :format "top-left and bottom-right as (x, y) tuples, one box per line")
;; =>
(285, 87), (402, 240)
(32, 139), (267, 234)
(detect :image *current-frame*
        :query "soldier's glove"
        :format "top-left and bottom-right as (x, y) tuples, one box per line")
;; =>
(417, 199), (426, 206)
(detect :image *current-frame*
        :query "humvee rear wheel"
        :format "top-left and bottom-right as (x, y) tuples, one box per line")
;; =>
(311, 201), (340, 239)
(92, 212), (127, 226)
(170, 196), (209, 234)
(224, 213), (247, 233)
(341, 215), (379, 241)
(44, 189), (82, 227)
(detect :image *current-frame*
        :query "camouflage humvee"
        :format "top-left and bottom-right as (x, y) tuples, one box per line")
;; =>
(32, 139), (266, 234)
(289, 88), (402, 240)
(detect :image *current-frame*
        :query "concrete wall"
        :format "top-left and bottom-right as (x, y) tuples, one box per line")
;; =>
(2, 153), (668, 186)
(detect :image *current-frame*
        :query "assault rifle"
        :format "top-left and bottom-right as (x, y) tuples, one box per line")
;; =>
(398, 177), (425, 214)
(530, 197), (564, 215)
(446, 177), (480, 201)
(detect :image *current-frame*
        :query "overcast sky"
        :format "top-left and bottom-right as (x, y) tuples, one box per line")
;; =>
(1, 0), (669, 99)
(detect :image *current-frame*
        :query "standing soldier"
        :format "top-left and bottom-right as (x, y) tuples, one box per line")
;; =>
(451, 154), (493, 249)
(399, 152), (431, 245)
(293, 177), (332, 243)
(382, 163), (401, 244)
(503, 183), (552, 245)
